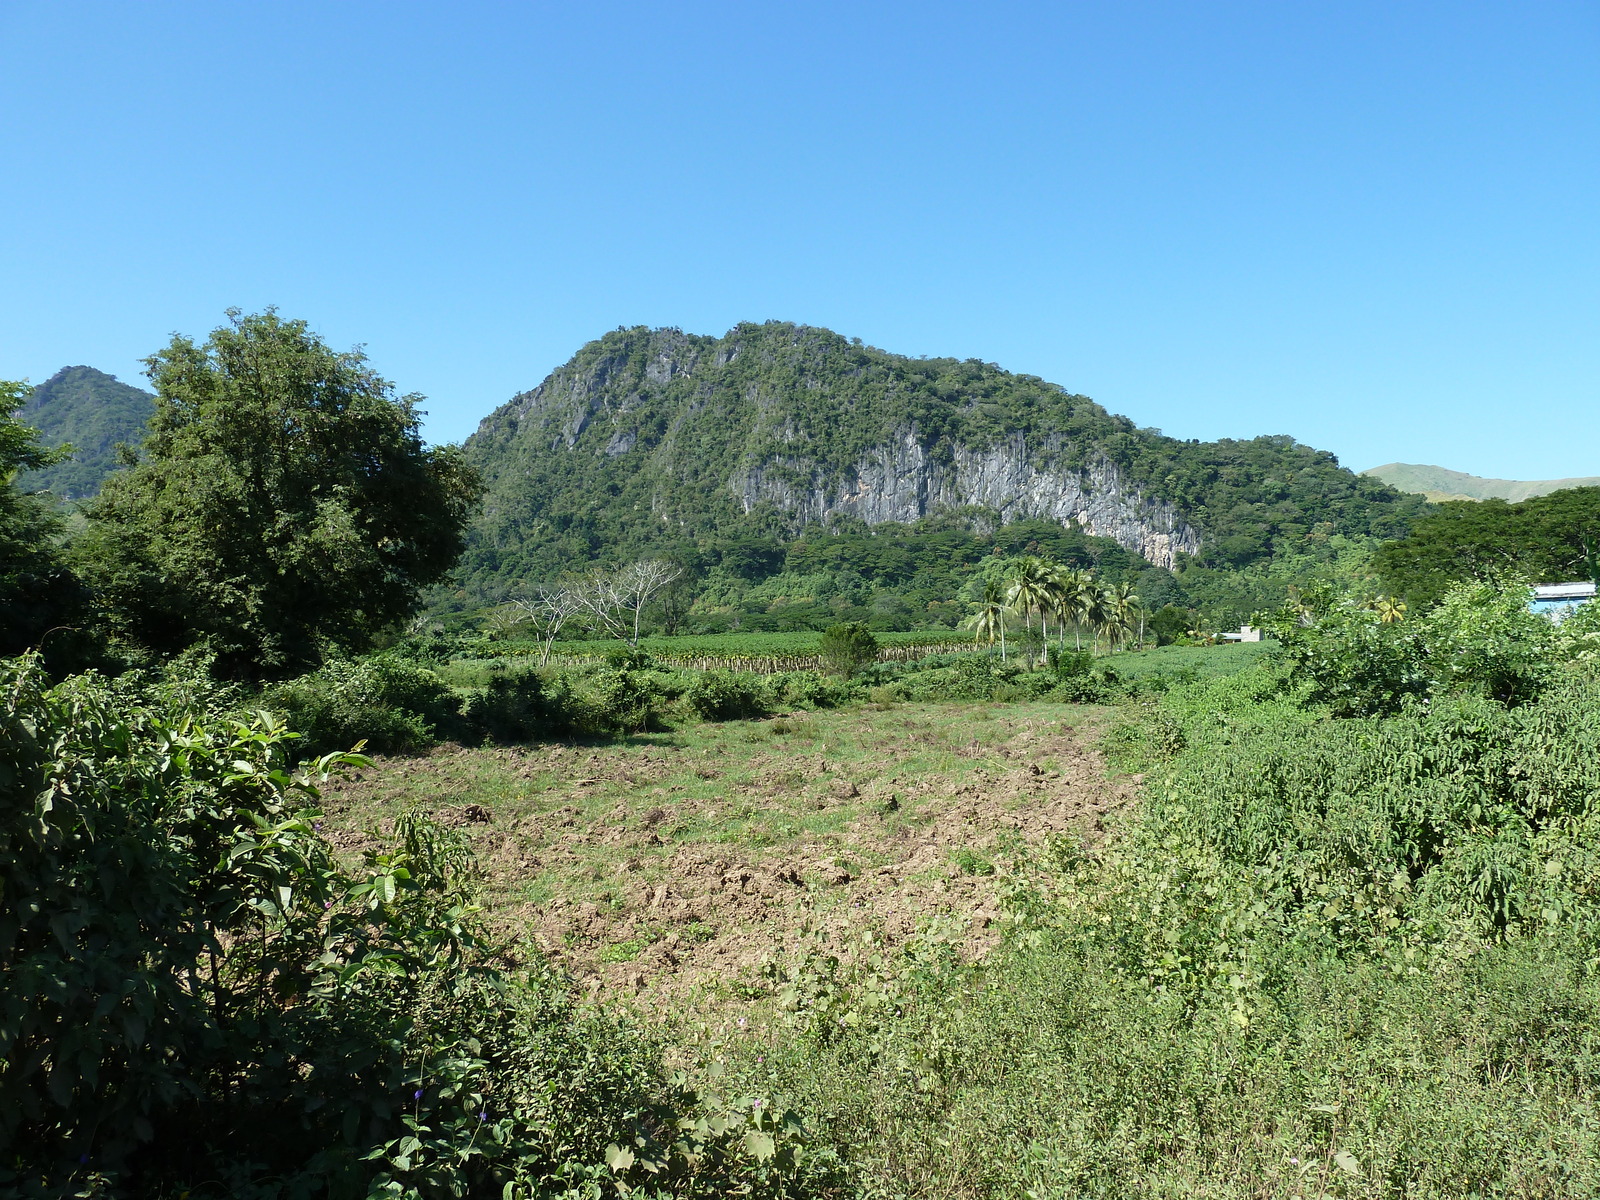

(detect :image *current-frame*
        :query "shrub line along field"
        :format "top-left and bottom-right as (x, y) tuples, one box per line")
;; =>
(319, 699), (1140, 1007)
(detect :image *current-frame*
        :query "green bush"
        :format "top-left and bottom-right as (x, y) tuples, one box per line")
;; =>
(1045, 645), (1093, 678)
(1271, 580), (1556, 716)
(767, 670), (860, 710)
(818, 621), (878, 678)
(0, 654), (844, 1198)
(573, 665), (659, 736)
(686, 669), (772, 721)
(263, 654), (461, 756)
(460, 665), (560, 743)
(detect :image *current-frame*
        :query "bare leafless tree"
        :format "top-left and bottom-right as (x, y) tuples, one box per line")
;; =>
(568, 560), (684, 647)
(509, 584), (584, 666)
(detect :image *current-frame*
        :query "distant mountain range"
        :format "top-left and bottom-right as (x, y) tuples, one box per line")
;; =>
(1362, 463), (1600, 504)
(19, 366), (155, 500)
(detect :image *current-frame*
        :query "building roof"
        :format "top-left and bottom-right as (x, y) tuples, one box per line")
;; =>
(1534, 582), (1597, 600)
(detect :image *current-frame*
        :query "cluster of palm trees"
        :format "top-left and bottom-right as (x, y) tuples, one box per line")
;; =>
(962, 556), (1144, 663)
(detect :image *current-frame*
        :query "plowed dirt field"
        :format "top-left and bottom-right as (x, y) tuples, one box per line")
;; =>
(320, 701), (1136, 1009)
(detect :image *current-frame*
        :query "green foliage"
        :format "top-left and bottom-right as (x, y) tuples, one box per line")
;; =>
(459, 666), (561, 743)
(1147, 602), (1193, 645)
(686, 669), (773, 721)
(818, 622), (878, 678)
(0, 380), (88, 663)
(1270, 581), (1555, 716)
(15, 365), (156, 501)
(76, 310), (483, 680)
(264, 654), (463, 755)
(455, 322), (1428, 610)
(0, 654), (844, 1197)
(1373, 486), (1600, 608)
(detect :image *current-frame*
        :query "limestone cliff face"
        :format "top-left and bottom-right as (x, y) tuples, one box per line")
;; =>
(734, 428), (1200, 569)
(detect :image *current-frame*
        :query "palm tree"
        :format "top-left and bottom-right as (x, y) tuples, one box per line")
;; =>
(1108, 581), (1141, 651)
(1039, 561), (1071, 649)
(1077, 585), (1107, 653)
(1372, 595), (1407, 624)
(962, 579), (1009, 660)
(1053, 569), (1095, 651)
(1005, 556), (1054, 668)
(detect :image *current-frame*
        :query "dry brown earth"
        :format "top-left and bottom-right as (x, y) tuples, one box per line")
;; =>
(319, 701), (1136, 1009)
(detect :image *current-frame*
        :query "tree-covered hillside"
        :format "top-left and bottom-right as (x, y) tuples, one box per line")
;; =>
(456, 322), (1428, 609)
(17, 365), (156, 500)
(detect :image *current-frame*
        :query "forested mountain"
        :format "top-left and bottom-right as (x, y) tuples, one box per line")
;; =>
(457, 322), (1428, 611)
(18, 365), (155, 499)
(1364, 462), (1600, 504)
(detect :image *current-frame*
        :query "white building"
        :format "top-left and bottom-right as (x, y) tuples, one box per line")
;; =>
(1530, 582), (1596, 623)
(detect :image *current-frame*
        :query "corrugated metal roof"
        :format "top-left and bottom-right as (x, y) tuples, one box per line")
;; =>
(1533, 582), (1597, 600)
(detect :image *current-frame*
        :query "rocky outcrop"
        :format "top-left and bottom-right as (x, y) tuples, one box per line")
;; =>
(734, 428), (1200, 569)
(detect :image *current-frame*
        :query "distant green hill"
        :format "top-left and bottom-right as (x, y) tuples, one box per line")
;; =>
(18, 366), (155, 500)
(1363, 462), (1600, 504)
(457, 322), (1429, 610)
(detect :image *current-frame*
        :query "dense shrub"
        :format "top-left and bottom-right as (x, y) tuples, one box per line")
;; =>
(263, 654), (461, 755)
(686, 669), (772, 721)
(766, 670), (860, 710)
(460, 665), (561, 743)
(818, 622), (878, 678)
(0, 655), (844, 1198)
(1270, 580), (1555, 716)
(573, 665), (659, 736)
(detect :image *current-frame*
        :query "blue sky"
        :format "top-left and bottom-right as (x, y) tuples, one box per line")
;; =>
(2, 1), (1595, 478)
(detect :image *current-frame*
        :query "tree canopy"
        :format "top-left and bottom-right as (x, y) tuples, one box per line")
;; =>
(77, 311), (482, 679)
(1371, 486), (1600, 609)
(0, 380), (85, 659)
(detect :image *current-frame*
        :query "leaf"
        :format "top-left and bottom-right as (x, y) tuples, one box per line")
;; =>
(743, 1130), (776, 1161)
(380, 874), (397, 904)
(604, 1144), (635, 1172)
(1333, 1150), (1363, 1177)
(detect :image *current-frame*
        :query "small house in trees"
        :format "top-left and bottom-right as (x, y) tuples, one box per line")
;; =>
(1529, 581), (1596, 623)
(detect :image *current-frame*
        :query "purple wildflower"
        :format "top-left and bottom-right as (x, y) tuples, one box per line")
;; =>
(413, 1089), (423, 1101)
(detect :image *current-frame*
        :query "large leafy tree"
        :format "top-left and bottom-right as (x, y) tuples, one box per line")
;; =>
(79, 310), (482, 678)
(1372, 486), (1600, 610)
(0, 380), (86, 658)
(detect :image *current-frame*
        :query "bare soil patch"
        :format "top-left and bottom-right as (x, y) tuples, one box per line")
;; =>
(319, 701), (1136, 1008)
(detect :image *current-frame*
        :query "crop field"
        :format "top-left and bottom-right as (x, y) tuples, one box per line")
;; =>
(458, 628), (977, 672)
(319, 698), (1134, 1009)
(1103, 638), (1276, 679)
